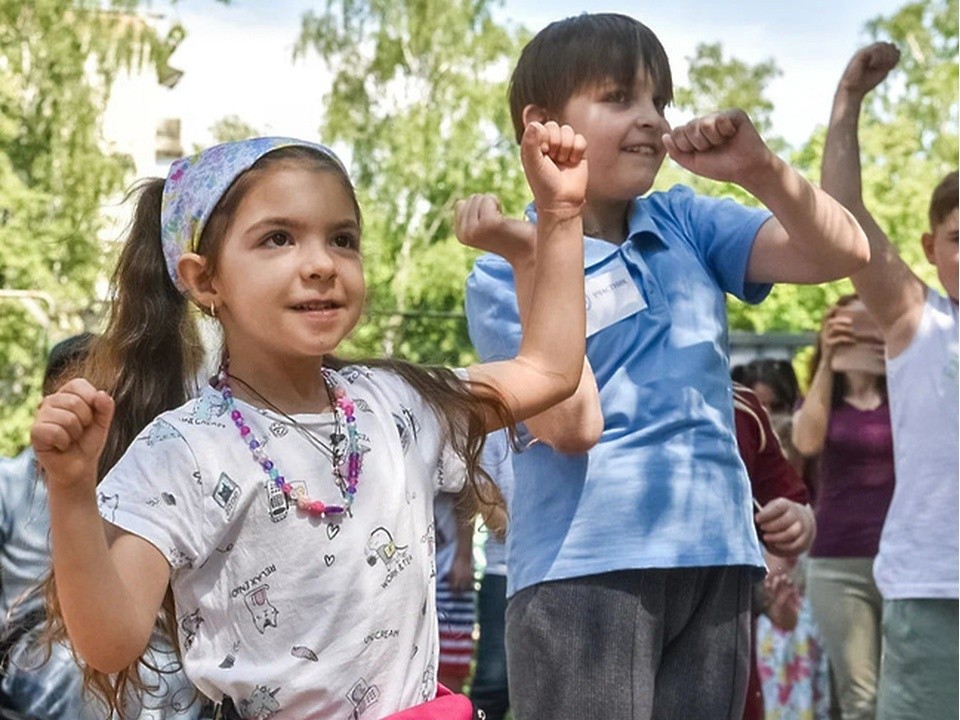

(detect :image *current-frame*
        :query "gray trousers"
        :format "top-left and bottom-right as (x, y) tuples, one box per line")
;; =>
(505, 567), (753, 720)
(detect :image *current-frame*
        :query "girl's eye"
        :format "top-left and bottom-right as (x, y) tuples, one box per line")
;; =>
(264, 231), (292, 248)
(604, 90), (630, 104)
(331, 233), (360, 250)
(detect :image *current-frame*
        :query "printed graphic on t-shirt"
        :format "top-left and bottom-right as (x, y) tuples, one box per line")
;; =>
(345, 677), (381, 718)
(219, 641), (241, 669)
(418, 653), (436, 701)
(213, 472), (241, 518)
(239, 684), (281, 720)
(190, 391), (229, 424)
(147, 418), (183, 446)
(393, 406), (421, 454)
(97, 491), (119, 522)
(366, 526), (412, 588)
(179, 608), (203, 650)
(291, 645), (319, 662)
(264, 478), (289, 523)
(341, 366), (375, 384)
(244, 584), (279, 634)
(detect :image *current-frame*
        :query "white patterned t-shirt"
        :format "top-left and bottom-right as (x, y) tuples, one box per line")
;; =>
(97, 365), (466, 720)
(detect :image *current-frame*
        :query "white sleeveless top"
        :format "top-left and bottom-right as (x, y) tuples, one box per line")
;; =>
(875, 289), (959, 599)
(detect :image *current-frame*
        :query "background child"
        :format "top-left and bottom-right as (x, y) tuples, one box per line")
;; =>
(433, 491), (476, 694)
(468, 430), (514, 720)
(462, 13), (868, 720)
(732, 383), (816, 720)
(30, 124), (588, 720)
(0, 334), (201, 720)
(792, 294), (894, 720)
(820, 41), (958, 720)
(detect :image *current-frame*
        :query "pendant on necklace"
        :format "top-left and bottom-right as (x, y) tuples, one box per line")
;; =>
(215, 366), (365, 522)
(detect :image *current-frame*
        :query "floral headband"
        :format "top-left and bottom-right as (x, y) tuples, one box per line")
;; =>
(160, 136), (344, 292)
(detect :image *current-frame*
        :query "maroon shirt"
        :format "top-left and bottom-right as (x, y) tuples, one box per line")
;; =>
(733, 385), (809, 720)
(809, 400), (895, 558)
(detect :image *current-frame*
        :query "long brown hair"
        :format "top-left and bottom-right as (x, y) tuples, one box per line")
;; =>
(43, 145), (511, 716)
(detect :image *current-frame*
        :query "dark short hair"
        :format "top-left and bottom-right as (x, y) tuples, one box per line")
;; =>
(44, 332), (95, 395)
(929, 170), (958, 229)
(508, 13), (673, 143)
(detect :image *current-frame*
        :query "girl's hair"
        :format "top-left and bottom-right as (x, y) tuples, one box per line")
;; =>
(808, 294), (887, 408)
(42, 145), (512, 717)
(508, 13), (673, 143)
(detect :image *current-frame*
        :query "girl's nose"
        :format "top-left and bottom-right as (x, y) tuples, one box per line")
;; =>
(302, 243), (337, 281)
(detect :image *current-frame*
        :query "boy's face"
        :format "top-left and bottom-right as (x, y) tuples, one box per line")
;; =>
(556, 68), (670, 203)
(922, 207), (959, 302)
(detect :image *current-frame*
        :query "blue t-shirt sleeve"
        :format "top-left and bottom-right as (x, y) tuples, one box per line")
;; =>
(465, 255), (522, 363)
(674, 186), (772, 304)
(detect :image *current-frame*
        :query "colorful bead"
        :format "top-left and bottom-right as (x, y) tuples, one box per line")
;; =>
(216, 366), (363, 522)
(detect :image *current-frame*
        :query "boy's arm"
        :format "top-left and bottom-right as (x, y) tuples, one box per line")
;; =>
(458, 197), (603, 454)
(821, 42), (927, 357)
(663, 110), (869, 285)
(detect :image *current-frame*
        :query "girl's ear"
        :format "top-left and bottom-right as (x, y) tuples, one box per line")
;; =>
(521, 104), (551, 127)
(177, 252), (218, 310)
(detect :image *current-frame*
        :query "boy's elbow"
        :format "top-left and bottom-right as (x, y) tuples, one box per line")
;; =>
(842, 211), (871, 270)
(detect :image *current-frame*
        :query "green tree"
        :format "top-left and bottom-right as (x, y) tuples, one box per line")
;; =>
(785, 0), (958, 343)
(209, 114), (262, 144)
(0, 1), (181, 454)
(296, 0), (529, 365)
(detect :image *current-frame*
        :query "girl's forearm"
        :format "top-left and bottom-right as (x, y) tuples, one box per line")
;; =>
(47, 483), (163, 673)
(514, 209), (585, 405)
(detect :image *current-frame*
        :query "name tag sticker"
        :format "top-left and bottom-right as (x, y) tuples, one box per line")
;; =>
(584, 264), (647, 337)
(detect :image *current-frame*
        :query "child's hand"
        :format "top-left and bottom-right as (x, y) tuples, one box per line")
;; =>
(454, 193), (537, 266)
(839, 42), (900, 98)
(520, 121), (588, 218)
(31, 378), (115, 492)
(763, 572), (802, 631)
(755, 498), (815, 557)
(662, 109), (773, 188)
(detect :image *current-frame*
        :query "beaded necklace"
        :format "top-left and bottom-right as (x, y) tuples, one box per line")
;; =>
(215, 366), (363, 520)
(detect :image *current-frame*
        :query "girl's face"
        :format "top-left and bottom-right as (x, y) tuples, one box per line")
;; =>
(211, 164), (365, 369)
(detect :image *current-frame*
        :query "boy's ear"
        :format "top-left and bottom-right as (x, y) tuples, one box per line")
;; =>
(177, 252), (218, 310)
(921, 231), (936, 265)
(521, 104), (551, 127)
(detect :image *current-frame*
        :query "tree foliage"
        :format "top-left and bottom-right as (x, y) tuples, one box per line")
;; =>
(296, 0), (529, 365)
(0, 0), (179, 454)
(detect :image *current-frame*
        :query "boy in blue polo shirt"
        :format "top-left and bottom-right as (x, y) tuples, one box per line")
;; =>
(458, 13), (868, 720)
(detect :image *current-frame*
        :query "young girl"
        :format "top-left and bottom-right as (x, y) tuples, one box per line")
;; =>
(31, 125), (587, 719)
(792, 294), (894, 720)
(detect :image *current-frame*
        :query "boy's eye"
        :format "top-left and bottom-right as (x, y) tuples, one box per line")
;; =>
(653, 97), (668, 114)
(603, 90), (630, 104)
